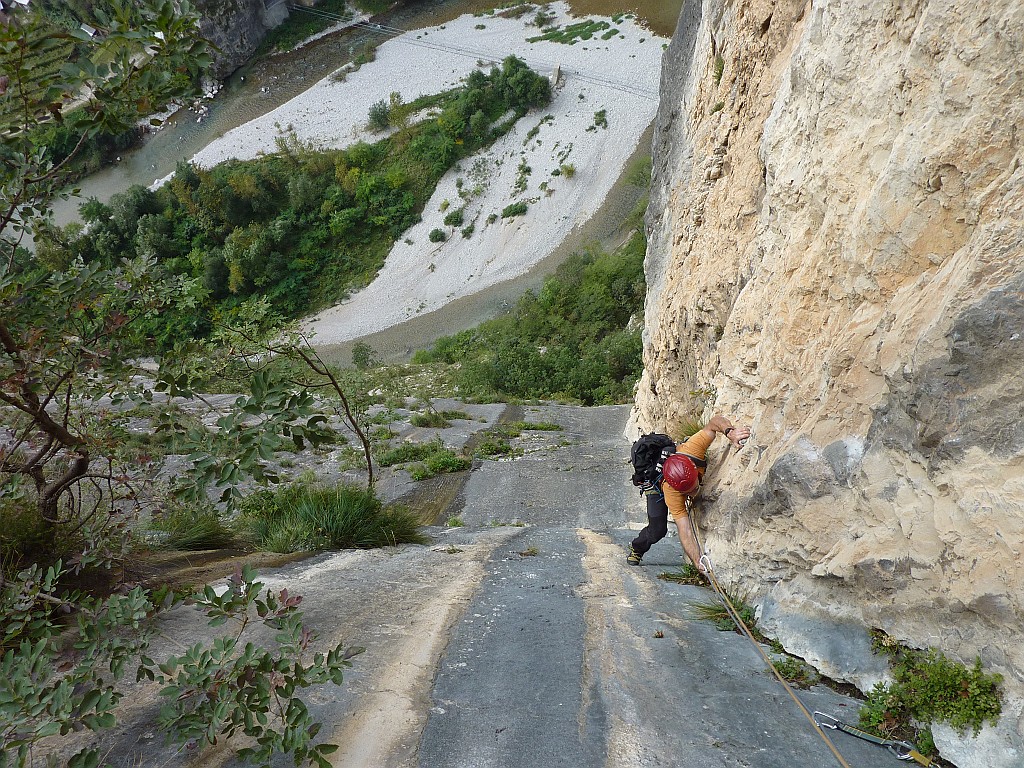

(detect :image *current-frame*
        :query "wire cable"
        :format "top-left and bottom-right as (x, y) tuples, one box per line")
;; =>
(284, 4), (659, 100)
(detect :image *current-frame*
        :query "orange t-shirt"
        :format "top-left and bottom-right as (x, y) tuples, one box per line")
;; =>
(662, 429), (715, 520)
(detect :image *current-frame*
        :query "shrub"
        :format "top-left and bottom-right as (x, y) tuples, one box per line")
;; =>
(409, 450), (471, 480)
(352, 340), (377, 370)
(411, 410), (451, 428)
(367, 98), (390, 131)
(429, 228), (447, 242)
(772, 656), (821, 689)
(560, 163), (576, 178)
(501, 201), (528, 218)
(461, 223), (475, 238)
(443, 208), (464, 227)
(378, 440), (440, 466)
(860, 635), (1003, 739)
(476, 435), (515, 458)
(235, 482), (426, 551)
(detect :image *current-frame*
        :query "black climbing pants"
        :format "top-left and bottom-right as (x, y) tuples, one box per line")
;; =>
(630, 492), (669, 555)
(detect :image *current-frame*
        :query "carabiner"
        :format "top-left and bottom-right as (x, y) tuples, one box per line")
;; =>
(888, 741), (918, 760)
(699, 553), (714, 574)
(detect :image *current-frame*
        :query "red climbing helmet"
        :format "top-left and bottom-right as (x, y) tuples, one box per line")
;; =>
(662, 453), (700, 494)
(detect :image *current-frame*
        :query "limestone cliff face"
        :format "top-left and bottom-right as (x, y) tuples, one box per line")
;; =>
(194, 0), (277, 79)
(636, 0), (1023, 763)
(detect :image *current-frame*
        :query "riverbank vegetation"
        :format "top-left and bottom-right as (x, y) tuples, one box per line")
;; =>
(38, 56), (551, 347)
(413, 230), (645, 405)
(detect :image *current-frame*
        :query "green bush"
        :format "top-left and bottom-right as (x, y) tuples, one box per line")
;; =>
(378, 440), (440, 466)
(368, 98), (391, 131)
(860, 637), (1003, 739)
(236, 482), (426, 552)
(411, 410), (451, 428)
(443, 208), (464, 227)
(501, 201), (528, 218)
(772, 656), (820, 689)
(429, 228), (447, 242)
(409, 450), (471, 480)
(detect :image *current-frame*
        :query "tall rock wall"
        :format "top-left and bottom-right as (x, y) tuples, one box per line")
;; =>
(194, 0), (277, 79)
(636, 0), (1023, 763)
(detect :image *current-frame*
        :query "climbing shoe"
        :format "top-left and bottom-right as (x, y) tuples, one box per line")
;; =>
(626, 545), (643, 566)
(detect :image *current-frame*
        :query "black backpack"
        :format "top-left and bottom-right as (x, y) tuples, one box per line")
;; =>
(629, 433), (676, 490)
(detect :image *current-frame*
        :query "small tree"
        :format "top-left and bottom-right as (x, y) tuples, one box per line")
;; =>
(0, 4), (365, 766)
(352, 340), (377, 370)
(367, 97), (390, 131)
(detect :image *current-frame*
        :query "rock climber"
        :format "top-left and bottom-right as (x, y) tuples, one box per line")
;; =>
(627, 415), (751, 570)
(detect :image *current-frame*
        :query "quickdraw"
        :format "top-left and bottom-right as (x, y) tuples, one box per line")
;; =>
(813, 712), (934, 766)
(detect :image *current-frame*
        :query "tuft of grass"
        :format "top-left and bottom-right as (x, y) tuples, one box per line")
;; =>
(236, 482), (426, 552)
(378, 439), (440, 466)
(147, 504), (234, 551)
(518, 546), (539, 557)
(439, 409), (473, 421)
(671, 413), (705, 441)
(658, 563), (705, 585)
(772, 656), (820, 689)
(690, 588), (765, 641)
(446, 516), (463, 528)
(713, 54), (725, 85)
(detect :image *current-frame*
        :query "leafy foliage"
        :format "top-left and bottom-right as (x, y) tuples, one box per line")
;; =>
(144, 563), (362, 768)
(1, 0), (210, 264)
(1, 559), (358, 768)
(860, 633), (1003, 742)
(414, 233), (645, 405)
(0, 6), (377, 766)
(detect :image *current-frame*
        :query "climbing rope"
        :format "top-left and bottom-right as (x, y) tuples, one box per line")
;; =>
(684, 499), (933, 767)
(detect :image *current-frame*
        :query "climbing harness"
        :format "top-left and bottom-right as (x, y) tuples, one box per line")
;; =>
(684, 498), (932, 768)
(813, 713), (935, 766)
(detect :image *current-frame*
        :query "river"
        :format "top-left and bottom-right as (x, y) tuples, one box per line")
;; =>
(51, 0), (681, 362)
